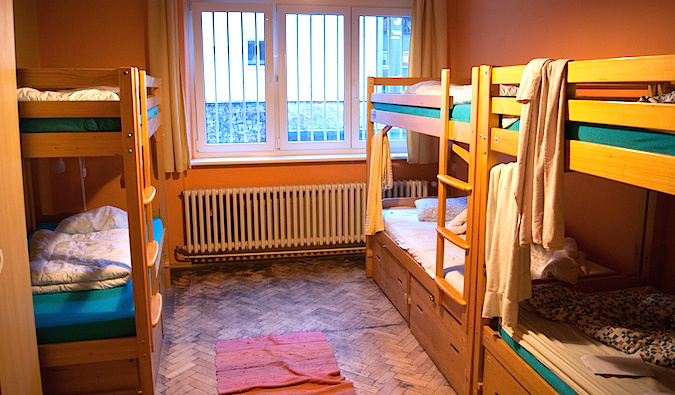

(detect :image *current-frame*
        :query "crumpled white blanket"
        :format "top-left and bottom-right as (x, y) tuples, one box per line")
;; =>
(55, 205), (128, 234)
(17, 86), (120, 101)
(403, 81), (519, 104)
(530, 237), (587, 284)
(30, 228), (131, 294)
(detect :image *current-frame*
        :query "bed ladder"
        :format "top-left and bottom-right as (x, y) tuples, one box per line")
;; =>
(140, 71), (164, 340)
(434, 69), (473, 308)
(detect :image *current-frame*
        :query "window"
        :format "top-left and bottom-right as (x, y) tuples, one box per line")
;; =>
(191, 3), (411, 159)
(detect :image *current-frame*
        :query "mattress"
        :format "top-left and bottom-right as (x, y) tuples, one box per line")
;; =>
(372, 102), (471, 122)
(382, 207), (466, 294)
(508, 119), (675, 157)
(32, 217), (163, 344)
(20, 106), (159, 133)
(499, 305), (675, 395)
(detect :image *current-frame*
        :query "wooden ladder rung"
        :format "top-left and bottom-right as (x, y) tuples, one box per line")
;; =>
(143, 186), (156, 205)
(437, 226), (470, 250)
(434, 277), (467, 307)
(146, 240), (159, 268)
(151, 292), (163, 327)
(437, 174), (472, 192)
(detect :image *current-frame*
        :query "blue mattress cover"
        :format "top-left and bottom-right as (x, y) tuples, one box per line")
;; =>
(31, 217), (163, 344)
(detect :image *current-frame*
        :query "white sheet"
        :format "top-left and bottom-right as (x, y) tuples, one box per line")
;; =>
(17, 86), (120, 101)
(382, 207), (466, 295)
(30, 228), (131, 294)
(501, 305), (675, 395)
(402, 81), (518, 104)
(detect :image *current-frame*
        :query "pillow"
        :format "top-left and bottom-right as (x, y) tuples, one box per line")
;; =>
(414, 196), (468, 222)
(55, 205), (128, 234)
(530, 237), (586, 284)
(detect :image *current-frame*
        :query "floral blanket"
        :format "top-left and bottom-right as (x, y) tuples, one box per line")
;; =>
(529, 284), (675, 368)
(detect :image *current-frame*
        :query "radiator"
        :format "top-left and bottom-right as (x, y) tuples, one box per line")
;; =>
(180, 180), (428, 258)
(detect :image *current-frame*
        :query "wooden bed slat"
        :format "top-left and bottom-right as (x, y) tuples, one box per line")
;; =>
(143, 186), (157, 205)
(449, 121), (473, 144)
(568, 54), (675, 83)
(146, 94), (160, 110)
(21, 132), (123, 158)
(452, 143), (470, 164)
(151, 293), (163, 327)
(491, 97), (520, 116)
(371, 92), (442, 108)
(147, 240), (159, 268)
(438, 174), (472, 192)
(147, 113), (161, 138)
(18, 101), (120, 118)
(567, 140), (675, 196)
(38, 337), (137, 368)
(371, 109), (441, 138)
(437, 226), (470, 250)
(569, 100), (675, 132)
(17, 68), (119, 89)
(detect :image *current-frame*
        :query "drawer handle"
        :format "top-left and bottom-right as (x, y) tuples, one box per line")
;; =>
(376, 253), (381, 262)
(417, 305), (423, 313)
(428, 294), (435, 303)
(382, 244), (387, 249)
(397, 278), (403, 285)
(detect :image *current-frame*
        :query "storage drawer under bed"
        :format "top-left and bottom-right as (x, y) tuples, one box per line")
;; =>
(373, 238), (409, 321)
(410, 276), (467, 395)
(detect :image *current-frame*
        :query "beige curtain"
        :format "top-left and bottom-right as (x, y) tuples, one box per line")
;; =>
(148, 0), (190, 173)
(407, 0), (450, 164)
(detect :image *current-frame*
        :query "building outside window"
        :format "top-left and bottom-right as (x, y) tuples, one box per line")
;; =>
(191, 2), (411, 159)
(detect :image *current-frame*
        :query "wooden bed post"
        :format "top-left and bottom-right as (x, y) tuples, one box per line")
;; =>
(365, 76), (375, 277)
(469, 65), (501, 395)
(119, 67), (155, 394)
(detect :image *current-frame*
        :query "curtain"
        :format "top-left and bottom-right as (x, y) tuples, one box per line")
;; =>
(407, 0), (450, 164)
(147, 0), (190, 173)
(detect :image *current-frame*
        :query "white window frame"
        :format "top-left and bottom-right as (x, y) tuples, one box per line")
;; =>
(188, 1), (411, 161)
(351, 7), (412, 152)
(191, 2), (276, 155)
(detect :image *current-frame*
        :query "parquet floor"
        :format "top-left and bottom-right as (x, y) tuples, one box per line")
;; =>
(156, 254), (456, 394)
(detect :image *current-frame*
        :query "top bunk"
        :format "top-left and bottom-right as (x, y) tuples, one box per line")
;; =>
(367, 69), (476, 144)
(17, 67), (161, 159)
(481, 54), (675, 195)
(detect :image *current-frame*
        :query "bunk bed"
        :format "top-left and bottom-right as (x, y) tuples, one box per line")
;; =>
(18, 67), (169, 394)
(472, 54), (675, 395)
(365, 68), (483, 394)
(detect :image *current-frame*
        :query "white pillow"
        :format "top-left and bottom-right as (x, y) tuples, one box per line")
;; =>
(55, 205), (128, 234)
(414, 196), (468, 222)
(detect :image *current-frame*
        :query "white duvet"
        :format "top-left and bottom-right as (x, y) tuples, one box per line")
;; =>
(17, 86), (120, 102)
(30, 206), (132, 294)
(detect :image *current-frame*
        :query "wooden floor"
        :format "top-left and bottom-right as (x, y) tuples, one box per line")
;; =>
(156, 254), (456, 394)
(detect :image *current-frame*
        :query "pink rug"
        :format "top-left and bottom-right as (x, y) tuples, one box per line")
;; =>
(215, 331), (356, 394)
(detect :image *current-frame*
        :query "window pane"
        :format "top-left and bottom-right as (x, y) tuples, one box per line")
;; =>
(201, 11), (266, 145)
(285, 13), (345, 143)
(359, 15), (411, 142)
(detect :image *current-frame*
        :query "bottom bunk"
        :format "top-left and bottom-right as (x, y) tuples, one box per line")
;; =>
(30, 214), (166, 394)
(372, 230), (469, 394)
(482, 291), (675, 395)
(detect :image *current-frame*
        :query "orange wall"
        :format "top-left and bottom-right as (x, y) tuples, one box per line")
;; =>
(451, 0), (675, 77)
(450, 0), (675, 272)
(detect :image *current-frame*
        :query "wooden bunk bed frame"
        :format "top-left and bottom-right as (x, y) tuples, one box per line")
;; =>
(365, 68), (482, 394)
(18, 67), (169, 395)
(471, 54), (675, 395)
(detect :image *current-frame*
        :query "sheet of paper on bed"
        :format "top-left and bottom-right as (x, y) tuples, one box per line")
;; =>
(581, 354), (655, 377)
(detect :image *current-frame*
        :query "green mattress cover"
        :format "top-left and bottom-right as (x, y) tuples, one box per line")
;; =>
(507, 120), (675, 156)
(498, 325), (577, 395)
(20, 105), (159, 133)
(373, 102), (472, 122)
(32, 217), (163, 344)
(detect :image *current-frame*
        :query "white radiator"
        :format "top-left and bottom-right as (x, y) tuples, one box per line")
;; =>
(181, 180), (428, 257)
